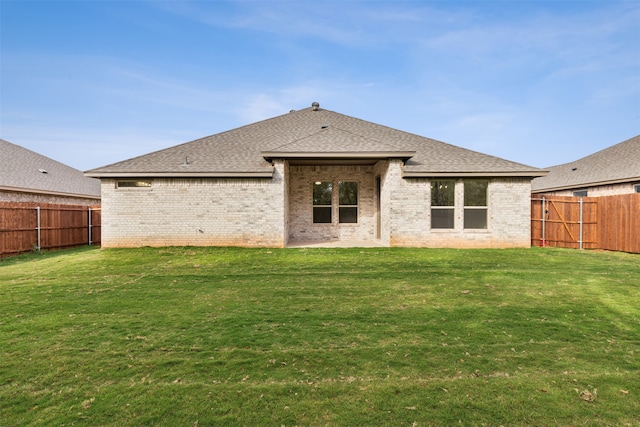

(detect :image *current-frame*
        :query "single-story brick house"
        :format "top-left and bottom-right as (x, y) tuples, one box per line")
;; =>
(1, 138), (101, 205)
(86, 103), (546, 248)
(532, 135), (640, 197)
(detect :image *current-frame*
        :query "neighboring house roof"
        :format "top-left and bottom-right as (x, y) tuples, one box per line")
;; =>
(0, 139), (101, 199)
(531, 135), (640, 193)
(86, 103), (545, 179)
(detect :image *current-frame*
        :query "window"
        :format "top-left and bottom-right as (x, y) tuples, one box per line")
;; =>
(573, 190), (588, 197)
(313, 182), (333, 223)
(431, 180), (455, 229)
(339, 181), (358, 223)
(312, 181), (359, 224)
(634, 184), (640, 193)
(464, 180), (488, 229)
(117, 180), (151, 188)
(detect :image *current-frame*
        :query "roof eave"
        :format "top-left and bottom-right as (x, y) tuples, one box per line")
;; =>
(531, 176), (640, 193)
(262, 151), (416, 161)
(84, 171), (274, 179)
(0, 185), (101, 200)
(403, 171), (548, 178)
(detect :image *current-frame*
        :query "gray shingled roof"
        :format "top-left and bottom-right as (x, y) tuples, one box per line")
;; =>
(531, 135), (640, 193)
(0, 139), (101, 199)
(86, 104), (545, 178)
(264, 126), (410, 153)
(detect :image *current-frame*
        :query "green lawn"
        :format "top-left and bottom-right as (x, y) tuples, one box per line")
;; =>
(1, 246), (639, 426)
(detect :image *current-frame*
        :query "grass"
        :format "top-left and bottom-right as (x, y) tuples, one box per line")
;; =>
(1, 246), (639, 426)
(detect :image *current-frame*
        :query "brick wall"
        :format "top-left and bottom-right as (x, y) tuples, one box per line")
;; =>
(100, 161), (286, 248)
(100, 159), (533, 249)
(388, 170), (532, 248)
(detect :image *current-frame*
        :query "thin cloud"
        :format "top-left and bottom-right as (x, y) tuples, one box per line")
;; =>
(154, 1), (437, 48)
(424, 3), (638, 63)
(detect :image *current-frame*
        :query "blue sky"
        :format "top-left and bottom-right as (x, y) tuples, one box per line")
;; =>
(1, 0), (638, 170)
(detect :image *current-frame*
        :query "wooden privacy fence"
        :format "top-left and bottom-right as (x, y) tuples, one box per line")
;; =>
(531, 194), (640, 253)
(0, 202), (101, 257)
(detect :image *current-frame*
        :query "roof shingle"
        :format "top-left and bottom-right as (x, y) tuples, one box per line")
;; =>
(1, 139), (101, 198)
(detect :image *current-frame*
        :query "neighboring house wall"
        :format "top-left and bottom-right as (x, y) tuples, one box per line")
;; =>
(536, 182), (640, 197)
(389, 176), (532, 248)
(100, 162), (287, 248)
(0, 190), (99, 206)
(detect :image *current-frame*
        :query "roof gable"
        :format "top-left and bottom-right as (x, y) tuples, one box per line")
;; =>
(86, 103), (545, 178)
(1, 139), (101, 198)
(263, 126), (415, 163)
(532, 135), (640, 192)
(266, 125), (406, 153)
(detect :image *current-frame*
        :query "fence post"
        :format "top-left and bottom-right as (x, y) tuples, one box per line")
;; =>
(36, 206), (41, 251)
(579, 198), (583, 250)
(88, 207), (93, 246)
(541, 197), (546, 247)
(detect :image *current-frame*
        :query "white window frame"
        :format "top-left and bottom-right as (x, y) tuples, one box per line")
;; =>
(463, 180), (489, 230)
(430, 180), (455, 229)
(312, 181), (333, 224)
(338, 181), (358, 224)
(312, 180), (359, 225)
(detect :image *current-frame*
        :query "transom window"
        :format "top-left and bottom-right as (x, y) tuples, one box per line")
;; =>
(573, 190), (588, 197)
(633, 184), (639, 193)
(116, 180), (152, 188)
(312, 181), (358, 224)
(431, 180), (455, 229)
(464, 180), (488, 229)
